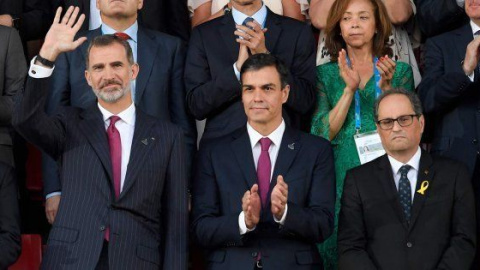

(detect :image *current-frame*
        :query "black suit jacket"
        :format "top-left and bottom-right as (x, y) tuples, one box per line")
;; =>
(416, 0), (468, 38)
(0, 162), (21, 269)
(14, 77), (188, 269)
(418, 23), (480, 178)
(42, 26), (196, 196)
(185, 10), (316, 142)
(192, 126), (335, 270)
(58, 0), (190, 41)
(338, 152), (476, 270)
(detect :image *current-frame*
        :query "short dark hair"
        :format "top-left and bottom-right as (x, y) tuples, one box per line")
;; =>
(374, 88), (423, 121)
(85, 34), (134, 68)
(240, 53), (289, 88)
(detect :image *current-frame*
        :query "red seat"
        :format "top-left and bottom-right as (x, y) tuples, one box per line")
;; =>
(9, 234), (42, 270)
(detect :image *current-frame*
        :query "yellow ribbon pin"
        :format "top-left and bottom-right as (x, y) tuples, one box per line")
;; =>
(417, 180), (429, 195)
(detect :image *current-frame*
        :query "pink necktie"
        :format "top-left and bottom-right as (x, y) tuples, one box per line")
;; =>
(257, 138), (272, 208)
(105, 116), (122, 241)
(114, 32), (131, 41)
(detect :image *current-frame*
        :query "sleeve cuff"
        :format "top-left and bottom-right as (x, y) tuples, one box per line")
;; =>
(46, 191), (61, 199)
(29, 56), (54, 78)
(273, 203), (288, 225)
(468, 72), (475, 82)
(233, 62), (241, 81)
(239, 211), (255, 235)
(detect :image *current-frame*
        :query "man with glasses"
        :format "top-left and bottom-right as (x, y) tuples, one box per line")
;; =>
(337, 89), (476, 269)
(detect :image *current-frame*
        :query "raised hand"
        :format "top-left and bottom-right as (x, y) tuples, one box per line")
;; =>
(462, 36), (480, 76)
(242, 184), (261, 230)
(338, 49), (360, 94)
(236, 43), (249, 72)
(235, 20), (268, 55)
(271, 175), (288, 221)
(39, 6), (87, 62)
(376, 55), (396, 91)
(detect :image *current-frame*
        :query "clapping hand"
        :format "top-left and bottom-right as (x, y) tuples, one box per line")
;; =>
(242, 184), (261, 230)
(338, 49), (361, 94)
(271, 175), (288, 221)
(376, 55), (396, 91)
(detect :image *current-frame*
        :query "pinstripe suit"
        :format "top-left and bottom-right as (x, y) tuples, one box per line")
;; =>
(13, 76), (188, 270)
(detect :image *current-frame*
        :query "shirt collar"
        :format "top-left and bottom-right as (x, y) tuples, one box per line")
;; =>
(470, 20), (480, 36)
(101, 20), (138, 43)
(231, 2), (267, 28)
(97, 102), (136, 126)
(247, 119), (285, 150)
(388, 146), (422, 176)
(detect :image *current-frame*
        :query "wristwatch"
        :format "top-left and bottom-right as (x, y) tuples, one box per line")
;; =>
(36, 54), (55, 68)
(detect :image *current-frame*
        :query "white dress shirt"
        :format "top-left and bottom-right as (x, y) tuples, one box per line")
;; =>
(238, 120), (288, 234)
(388, 147), (422, 202)
(98, 103), (136, 192)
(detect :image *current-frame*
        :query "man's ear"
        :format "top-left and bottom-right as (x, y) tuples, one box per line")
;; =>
(282, 85), (290, 104)
(85, 70), (93, 87)
(130, 63), (140, 81)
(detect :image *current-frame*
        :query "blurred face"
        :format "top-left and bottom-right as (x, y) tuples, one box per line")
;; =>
(85, 43), (139, 104)
(466, 0), (480, 21)
(339, 0), (376, 49)
(242, 66), (289, 131)
(376, 94), (424, 159)
(96, 0), (143, 20)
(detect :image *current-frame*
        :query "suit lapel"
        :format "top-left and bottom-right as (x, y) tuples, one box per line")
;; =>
(231, 128), (257, 189)
(220, 14), (240, 64)
(409, 151), (435, 230)
(119, 110), (156, 199)
(264, 9), (282, 53)
(376, 155), (410, 230)
(78, 105), (113, 183)
(136, 27), (158, 103)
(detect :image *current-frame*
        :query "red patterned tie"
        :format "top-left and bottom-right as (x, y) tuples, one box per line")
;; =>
(105, 116), (122, 241)
(114, 32), (131, 41)
(257, 138), (272, 208)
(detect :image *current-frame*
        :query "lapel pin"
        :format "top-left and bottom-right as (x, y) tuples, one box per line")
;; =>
(424, 169), (429, 175)
(288, 143), (295, 150)
(141, 138), (148, 145)
(417, 180), (429, 195)
(151, 137), (155, 141)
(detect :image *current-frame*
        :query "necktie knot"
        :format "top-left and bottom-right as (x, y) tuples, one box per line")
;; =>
(109, 116), (121, 129)
(259, 137), (272, 152)
(114, 32), (131, 41)
(399, 165), (411, 177)
(243, 17), (254, 27)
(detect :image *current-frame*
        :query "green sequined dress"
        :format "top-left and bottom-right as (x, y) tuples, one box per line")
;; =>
(310, 61), (414, 270)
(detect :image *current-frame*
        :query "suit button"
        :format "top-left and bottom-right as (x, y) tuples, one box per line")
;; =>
(473, 139), (478, 145)
(251, 252), (258, 257)
(406, 242), (413, 248)
(99, 225), (106, 231)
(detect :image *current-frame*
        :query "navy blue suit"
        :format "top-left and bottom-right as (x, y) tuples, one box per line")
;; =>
(42, 26), (196, 196)
(14, 77), (188, 270)
(192, 126), (335, 270)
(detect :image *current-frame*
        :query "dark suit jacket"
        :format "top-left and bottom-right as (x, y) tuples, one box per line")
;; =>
(42, 26), (196, 196)
(14, 77), (188, 269)
(338, 152), (476, 270)
(0, 26), (26, 165)
(416, 0), (468, 38)
(58, 0), (190, 41)
(192, 126), (335, 270)
(185, 10), (316, 142)
(418, 23), (480, 178)
(0, 162), (21, 269)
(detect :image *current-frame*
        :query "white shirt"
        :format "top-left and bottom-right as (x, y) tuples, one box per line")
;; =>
(89, 0), (102, 30)
(388, 147), (422, 202)
(98, 103), (136, 192)
(232, 3), (268, 80)
(238, 120), (288, 234)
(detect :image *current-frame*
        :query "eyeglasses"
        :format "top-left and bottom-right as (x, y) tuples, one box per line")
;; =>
(376, 114), (420, 130)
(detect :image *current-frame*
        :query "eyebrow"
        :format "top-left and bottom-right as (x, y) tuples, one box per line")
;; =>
(344, 11), (371, 15)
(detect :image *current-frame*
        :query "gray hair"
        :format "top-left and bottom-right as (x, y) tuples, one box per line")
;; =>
(374, 88), (423, 121)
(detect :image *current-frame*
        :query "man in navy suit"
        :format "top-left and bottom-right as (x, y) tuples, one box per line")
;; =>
(14, 7), (188, 269)
(192, 54), (335, 270)
(43, 0), (196, 225)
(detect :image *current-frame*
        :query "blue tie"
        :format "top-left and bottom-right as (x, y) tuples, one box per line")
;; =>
(398, 165), (412, 221)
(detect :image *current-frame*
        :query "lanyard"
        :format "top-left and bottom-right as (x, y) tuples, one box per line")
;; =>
(346, 56), (381, 133)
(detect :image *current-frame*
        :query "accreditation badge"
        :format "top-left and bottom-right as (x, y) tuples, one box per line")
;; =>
(354, 130), (386, 164)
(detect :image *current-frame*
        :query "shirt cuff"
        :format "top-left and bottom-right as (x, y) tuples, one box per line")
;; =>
(456, 0), (465, 7)
(468, 72), (475, 82)
(238, 211), (255, 235)
(273, 203), (288, 225)
(46, 191), (61, 199)
(29, 56), (55, 78)
(233, 62), (241, 81)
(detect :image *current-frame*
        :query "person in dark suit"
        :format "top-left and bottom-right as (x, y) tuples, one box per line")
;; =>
(416, 0), (469, 38)
(13, 7), (188, 269)
(42, 0), (196, 225)
(185, 0), (316, 144)
(192, 54), (335, 270)
(56, 0), (190, 41)
(338, 89), (476, 270)
(0, 162), (21, 269)
(0, 26), (26, 167)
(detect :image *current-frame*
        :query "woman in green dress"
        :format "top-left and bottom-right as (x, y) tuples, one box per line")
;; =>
(310, 0), (414, 268)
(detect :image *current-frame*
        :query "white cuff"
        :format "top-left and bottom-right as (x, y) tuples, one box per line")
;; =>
(239, 211), (255, 235)
(233, 62), (241, 81)
(46, 191), (61, 199)
(456, 0), (465, 7)
(273, 203), (288, 225)
(29, 56), (54, 78)
(468, 72), (475, 82)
